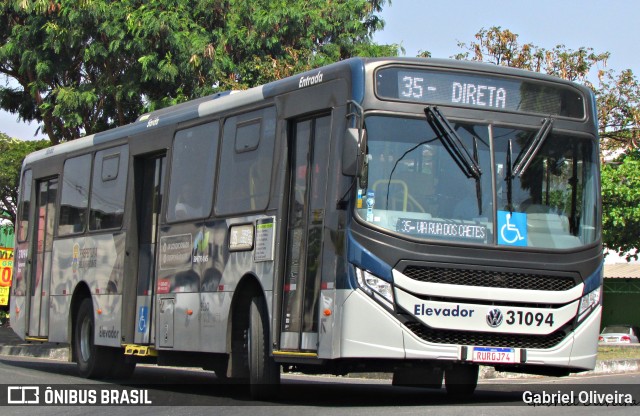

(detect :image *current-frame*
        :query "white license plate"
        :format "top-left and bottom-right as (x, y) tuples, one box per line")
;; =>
(472, 347), (516, 364)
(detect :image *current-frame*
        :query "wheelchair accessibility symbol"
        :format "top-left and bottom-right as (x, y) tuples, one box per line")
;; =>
(497, 211), (527, 246)
(138, 306), (149, 333)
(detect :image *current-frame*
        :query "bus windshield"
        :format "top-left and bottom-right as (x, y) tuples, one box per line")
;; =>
(356, 115), (599, 249)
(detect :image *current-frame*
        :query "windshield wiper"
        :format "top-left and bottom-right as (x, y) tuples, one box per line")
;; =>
(512, 117), (553, 177)
(506, 139), (514, 211)
(425, 106), (481, 179)
(472, 136), (483, 215)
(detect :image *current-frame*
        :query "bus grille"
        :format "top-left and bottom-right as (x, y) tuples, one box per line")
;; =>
(402, 266), (576, 292)
(404, 321), (567, 349)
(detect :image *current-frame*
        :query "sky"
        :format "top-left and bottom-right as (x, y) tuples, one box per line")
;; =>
(1, 0), (639, 141)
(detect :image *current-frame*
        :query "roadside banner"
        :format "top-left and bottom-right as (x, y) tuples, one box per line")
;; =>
(0, 247), (13, 306)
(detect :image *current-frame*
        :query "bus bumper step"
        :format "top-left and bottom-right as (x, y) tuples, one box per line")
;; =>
(123, 344), (158, 357)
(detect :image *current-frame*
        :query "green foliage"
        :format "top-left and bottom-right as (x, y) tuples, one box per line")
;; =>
(601, 151), (640, 261)
(0, 0), (398, 144)
(0, 132), (49, 225)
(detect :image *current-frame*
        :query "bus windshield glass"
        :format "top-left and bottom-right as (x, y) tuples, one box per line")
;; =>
(356, 115), (599, 249)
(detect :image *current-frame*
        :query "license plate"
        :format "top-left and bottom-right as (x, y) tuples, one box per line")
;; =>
(472, 347), (516, 364)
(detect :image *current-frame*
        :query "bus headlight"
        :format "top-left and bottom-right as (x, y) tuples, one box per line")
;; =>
(577, 286), (602, 322)
(356, 267), (395, 307)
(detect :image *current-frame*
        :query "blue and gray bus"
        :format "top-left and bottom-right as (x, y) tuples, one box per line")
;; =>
(11, 58), (602, 398)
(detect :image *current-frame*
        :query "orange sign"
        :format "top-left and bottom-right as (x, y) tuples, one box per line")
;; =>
(0, 248), (13, 306)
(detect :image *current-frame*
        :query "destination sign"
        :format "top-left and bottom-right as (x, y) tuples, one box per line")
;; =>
(396, 217), (487, 242)
(376, 67), (584, 118)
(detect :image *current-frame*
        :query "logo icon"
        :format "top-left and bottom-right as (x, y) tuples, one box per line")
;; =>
(138, 306), (148, 333)
(192, 230), (210, 263)
(7, 386), (40, 404)
(486, 308), (504, 328)
(72, 243), (80, 274)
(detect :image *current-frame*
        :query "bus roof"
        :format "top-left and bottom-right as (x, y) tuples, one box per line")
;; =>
(23, 57), (591, 167)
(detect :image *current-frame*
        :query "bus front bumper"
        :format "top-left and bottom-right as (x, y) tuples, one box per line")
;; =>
(336, 288), (601, 372)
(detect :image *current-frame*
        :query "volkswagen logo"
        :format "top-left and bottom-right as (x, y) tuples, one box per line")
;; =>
(486, 308), (503, 328)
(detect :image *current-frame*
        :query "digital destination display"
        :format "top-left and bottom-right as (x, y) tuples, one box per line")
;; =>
(396, 218), (487, 242)
(376, 67), (584, 118)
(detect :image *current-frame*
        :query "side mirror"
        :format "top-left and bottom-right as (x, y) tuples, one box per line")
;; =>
(342, 128), (360, 176)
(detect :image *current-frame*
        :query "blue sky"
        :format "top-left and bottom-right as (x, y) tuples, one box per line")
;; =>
(2, 0), (638, 140)
(374, 0), (639, 74)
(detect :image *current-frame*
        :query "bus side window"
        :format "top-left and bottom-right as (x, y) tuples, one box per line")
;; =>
(58, 154), (91, 236)
(90, 145), (129, 231)
(166, 121), (219, 222)
(215, 107), (276, 215)
(17, 169), (32, 242)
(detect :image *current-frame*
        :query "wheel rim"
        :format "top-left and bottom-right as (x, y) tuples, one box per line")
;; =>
(79, 315), (92, 362)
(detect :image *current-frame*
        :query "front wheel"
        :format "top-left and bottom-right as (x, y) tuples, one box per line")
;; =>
(74, 298), (112, 379)
(248, 297), (280, 400)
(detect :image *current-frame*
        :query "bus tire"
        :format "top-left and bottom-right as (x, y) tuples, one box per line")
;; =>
(74, 298), (112, 379)
(444, 364), (478, 398)
(248, 296), (280, 400)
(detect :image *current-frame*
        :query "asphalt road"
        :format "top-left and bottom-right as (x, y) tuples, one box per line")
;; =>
(1, 354), (639, 416)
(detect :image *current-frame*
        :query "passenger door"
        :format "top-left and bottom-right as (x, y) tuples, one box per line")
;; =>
(27, 177), (58, 338)
(280, 115), (331, 351)
(133, 154), (165, 345)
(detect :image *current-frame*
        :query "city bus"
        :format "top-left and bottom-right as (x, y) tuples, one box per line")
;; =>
(10, 57), (602, 398)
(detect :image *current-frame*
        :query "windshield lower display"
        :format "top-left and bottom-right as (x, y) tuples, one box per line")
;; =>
(396, 218), (487, 241)
(357, 116), (599, 249)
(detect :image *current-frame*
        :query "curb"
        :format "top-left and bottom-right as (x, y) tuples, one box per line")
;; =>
(0, 343), (69, 361)
(479, 359), (640, 379)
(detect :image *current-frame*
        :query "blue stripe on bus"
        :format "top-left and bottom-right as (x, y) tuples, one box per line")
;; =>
(583, 262), (603, 294)
(347, 229), (393, 283)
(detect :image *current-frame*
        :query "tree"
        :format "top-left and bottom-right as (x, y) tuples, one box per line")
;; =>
(0, 0), (398, 145)
(601, 151), (640, 261)
(453, 26), (611, 83)
(450, 27), (640, 259)
(453, 26), (640, 153)
(597, 69), (640, 152)
(0, 133), (49, 225)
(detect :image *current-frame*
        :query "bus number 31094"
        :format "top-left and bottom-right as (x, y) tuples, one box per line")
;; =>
(506, 311), (555, 327)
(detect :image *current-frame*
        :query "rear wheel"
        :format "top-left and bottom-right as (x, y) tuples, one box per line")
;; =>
(444, 364), (478, 398)
(248, 296), (280, 400)
(74, 298), (112, 379)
